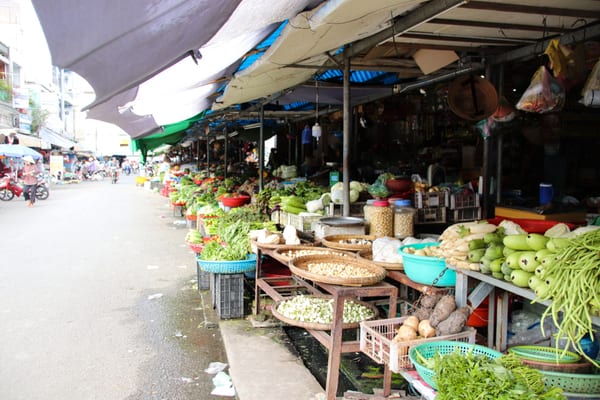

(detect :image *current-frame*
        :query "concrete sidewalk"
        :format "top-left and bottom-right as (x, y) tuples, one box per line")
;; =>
(219, 319), (325, 400)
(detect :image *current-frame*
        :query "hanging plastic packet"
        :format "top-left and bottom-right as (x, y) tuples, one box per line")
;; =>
(580, 59), (600, 107)
(516, 66), (565, 113)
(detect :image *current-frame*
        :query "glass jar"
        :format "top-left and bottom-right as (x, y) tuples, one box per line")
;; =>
(369, 200), (393, 238)
(394, 199), (415, 239)
(363, 199), (376, 230)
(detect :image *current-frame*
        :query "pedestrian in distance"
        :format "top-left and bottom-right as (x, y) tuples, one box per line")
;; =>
(22, 155), (39, 208)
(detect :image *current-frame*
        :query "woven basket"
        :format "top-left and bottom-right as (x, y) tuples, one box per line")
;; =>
(540, 369), (600, 394)
(197, 253), (257, 274)
(409, 341), (502, 390)
(270, 295), (378, 331)
(289, 254), (386, 286)
(357, 249), (404, 271)
(272, 246), (352, 264)
(322, 234), (375, 252)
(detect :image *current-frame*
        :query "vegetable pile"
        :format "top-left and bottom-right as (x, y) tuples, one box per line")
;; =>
(397, 294), (470, 341)
(276, 295), (375, 325)
(535, 228), (600, 366)
(417, 351), (566, 400)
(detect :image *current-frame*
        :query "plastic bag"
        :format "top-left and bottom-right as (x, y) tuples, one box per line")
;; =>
(516, 66), (565, 113)
(580, 59), (600, 107)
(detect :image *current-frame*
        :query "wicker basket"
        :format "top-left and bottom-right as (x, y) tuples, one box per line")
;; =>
(360, 317), (477, 373)
(270, 295), (379, 330)
(289, 254), (387, 286)
(409, 341), (502, 389)
(322, 234), (375, 252)
(272, 246), (352, 264)
(197, 253), (257, 274)
(540, 370), (600, 394)
(356, 249), (404, 271)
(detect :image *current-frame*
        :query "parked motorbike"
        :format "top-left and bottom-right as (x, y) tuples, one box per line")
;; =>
(86, 170), (106, 181)
(0, 175), (50, 201)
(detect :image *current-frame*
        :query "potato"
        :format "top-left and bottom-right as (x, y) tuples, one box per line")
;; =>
(393, 325), (417, 342)
(403, 315), (419, 331)
(418, 319), (436, 338)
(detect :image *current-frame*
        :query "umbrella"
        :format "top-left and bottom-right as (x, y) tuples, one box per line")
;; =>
(0, 144), (43, 160)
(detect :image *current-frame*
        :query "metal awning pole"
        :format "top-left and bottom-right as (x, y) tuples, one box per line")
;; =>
(206, 137), (210, 172)
(496, 64), (505, 205)
(259, 105), (264, 191)
(342, 57), (351, 216)
(223, 128), (228, 179)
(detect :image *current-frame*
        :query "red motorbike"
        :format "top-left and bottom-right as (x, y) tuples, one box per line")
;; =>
(0, 175), (49, 201)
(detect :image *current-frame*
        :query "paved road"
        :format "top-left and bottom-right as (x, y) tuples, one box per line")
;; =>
(0, 175), (227, 400)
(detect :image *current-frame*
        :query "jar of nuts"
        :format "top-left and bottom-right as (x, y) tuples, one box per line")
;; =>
(393, 199), (415, 239)
(369, 200), (393, 238)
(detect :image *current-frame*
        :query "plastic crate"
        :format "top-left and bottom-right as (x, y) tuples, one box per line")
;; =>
(449, 207), (482, 222)
(359, 316), (477, 373)
(196, 262), (211, 291)
(279, 210), (322, 232)
(414, 192), (449, 209)
(450, 193), (480, 209)
(415, 207), (447, 224)
(213, 273), (245, 319)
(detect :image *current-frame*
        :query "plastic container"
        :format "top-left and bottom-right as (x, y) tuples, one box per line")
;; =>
(369, 200), (393, 238)
(393, 199), (415, 239)
(399, 242), (456, 286)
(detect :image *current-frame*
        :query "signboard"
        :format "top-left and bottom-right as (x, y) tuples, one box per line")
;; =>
(50, 155), (64, 179)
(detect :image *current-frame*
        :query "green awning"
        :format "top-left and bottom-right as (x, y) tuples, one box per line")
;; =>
(132, 113), (205, 163)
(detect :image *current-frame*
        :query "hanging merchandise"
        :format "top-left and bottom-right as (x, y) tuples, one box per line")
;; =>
(544, 39), (587, 91)
(447, 75), (498, 121)
(580, 59), (600, 107)
(312, 80), (322, 139)
(491, 96), (516, 122)
(516, 66), (565, 113)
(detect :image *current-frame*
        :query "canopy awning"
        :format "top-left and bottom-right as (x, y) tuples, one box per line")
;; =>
(40, 127), (77, 149)
(16, 133), (43, 148)
(131, 113), (205, 163)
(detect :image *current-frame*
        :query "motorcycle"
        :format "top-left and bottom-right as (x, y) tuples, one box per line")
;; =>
(110, 167), (118, 184)
(0, 175), (49, 201)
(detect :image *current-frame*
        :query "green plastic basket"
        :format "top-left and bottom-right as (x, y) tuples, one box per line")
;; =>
(541, 370), (600, 394)
(409, 340), (502, 389)
(508, 345), (581, 364)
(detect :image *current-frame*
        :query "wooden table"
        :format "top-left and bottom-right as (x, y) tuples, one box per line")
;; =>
(253, 247), (398, 400)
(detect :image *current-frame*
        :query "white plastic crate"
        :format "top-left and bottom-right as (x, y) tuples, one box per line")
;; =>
(360, 316), (476, 373)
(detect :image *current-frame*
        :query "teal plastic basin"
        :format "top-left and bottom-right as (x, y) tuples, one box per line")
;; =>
(399, 242), (456, 287)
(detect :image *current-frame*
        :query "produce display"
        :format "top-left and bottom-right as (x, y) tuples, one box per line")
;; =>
(415, 349), (566, 399)
(306, 261), (379, 279)
(402, 294), (470, 339)
(275, 295), (375, 325)
(408, 218), (599, 367)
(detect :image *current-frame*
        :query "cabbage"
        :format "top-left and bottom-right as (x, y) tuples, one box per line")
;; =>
(350, 181), (363, 192)
(331, 189), (344, 204)
(331, 182), (344, 191)
(349, 189), (359, 203)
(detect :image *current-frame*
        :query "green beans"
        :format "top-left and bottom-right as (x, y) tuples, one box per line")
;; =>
(535, 229), (600, 367)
